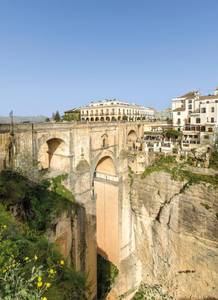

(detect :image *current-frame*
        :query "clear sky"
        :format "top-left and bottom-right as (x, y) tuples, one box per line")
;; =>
(0, 0), (218, 116)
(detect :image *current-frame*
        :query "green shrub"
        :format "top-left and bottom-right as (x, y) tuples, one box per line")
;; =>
(132, 284), (173, 300)
(97, 254), (118, 299)
(0, 171), (77, 232)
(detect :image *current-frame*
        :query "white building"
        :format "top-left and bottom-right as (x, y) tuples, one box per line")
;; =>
(79, 99), (155, 122)
(172, 87), (218, 148)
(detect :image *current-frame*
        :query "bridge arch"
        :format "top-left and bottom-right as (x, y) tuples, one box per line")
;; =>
(37, 135), (69, 172)
(92, 151), (119, 266)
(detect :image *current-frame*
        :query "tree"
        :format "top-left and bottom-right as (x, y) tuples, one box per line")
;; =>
(164, 129), (182, 140)
(63, 112), (80, 122)
(53, 111), (61, 122)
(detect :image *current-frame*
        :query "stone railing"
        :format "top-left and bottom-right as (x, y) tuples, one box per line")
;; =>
(94, 171), (119, 182)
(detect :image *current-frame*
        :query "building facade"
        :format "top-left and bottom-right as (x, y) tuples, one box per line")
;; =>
(78, 99), (155, 122)
(172, 87), (218, 148)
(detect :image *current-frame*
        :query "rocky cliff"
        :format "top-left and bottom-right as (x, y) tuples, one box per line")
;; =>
(115, 169), (218, 300)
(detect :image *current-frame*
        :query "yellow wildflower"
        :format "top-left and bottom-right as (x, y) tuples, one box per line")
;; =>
(45, 282), (51, 288)
(37, 281), (43, 288)
(37, 276), (42, 282)
(3, 225), (7, 229)
(24, 257), (29, 261)
(41, 297), (47, 300)
(60, 260), (65, 266)
(34, 255), (38, 261)
(49, 268), (54, 274)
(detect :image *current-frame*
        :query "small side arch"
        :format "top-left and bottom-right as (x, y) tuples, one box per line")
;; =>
(38, 137), (69, 172)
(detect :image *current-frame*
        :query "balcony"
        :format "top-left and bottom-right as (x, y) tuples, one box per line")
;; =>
(183, 125), (200, 132)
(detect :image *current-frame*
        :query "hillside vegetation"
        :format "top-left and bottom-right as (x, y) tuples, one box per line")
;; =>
(0, 170), (87, 300)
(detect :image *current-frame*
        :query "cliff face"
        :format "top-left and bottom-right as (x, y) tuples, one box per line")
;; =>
(129, 171), (218, 299)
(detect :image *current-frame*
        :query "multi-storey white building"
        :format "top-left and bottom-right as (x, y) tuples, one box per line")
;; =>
(172, 87), (218, 148)
(79, 99), (155, 122)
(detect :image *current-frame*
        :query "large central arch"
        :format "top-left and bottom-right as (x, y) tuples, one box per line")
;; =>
(93, 155), (119, 266)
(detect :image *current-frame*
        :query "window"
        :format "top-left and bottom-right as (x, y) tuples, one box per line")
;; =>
(196, 118), (201, 123)
(177, 112), (181, 115)
(177, 118), (181, 124)
(201, 107), (206, 113)
(188, 100), (192, 103)
(188, 104), (192, 109)
(211, 107), (215, 112)
(211, 117), (215, 123)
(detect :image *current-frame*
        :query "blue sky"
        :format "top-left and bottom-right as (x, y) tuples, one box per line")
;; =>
(0, 0), (218, 116)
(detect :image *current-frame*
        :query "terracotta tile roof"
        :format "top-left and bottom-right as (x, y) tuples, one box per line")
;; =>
(198, 95), (218, 100)
(178, 91), (198, 99)
(64, 107), (80, 113)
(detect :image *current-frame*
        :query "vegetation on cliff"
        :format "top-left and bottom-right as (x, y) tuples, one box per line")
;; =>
(142, 156), (218, 187)
(0, 170), (87, 300)
(131, 284), (173, 300)
(97, 254), (118, 300)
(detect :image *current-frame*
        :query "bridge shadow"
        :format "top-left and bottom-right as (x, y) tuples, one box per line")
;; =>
(97, 247), (118, 300)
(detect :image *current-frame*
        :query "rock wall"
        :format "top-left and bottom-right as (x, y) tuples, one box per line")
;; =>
(114, 171), (218, 300)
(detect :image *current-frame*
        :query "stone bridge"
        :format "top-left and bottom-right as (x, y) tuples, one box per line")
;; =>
(0, 120), (167, 299)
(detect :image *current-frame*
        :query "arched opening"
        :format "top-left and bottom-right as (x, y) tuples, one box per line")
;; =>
(106, 117), (110, 121)
(38, 138), (68, 173)
(95, 117), (99, 121)
(100, 117), (104, 122)
(118, 116), (121, 121)
(127, 130), (137, 150)
(93, 156), (119, 267)
(91, 117), (94, 122)
(111, 116), (116, 122)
